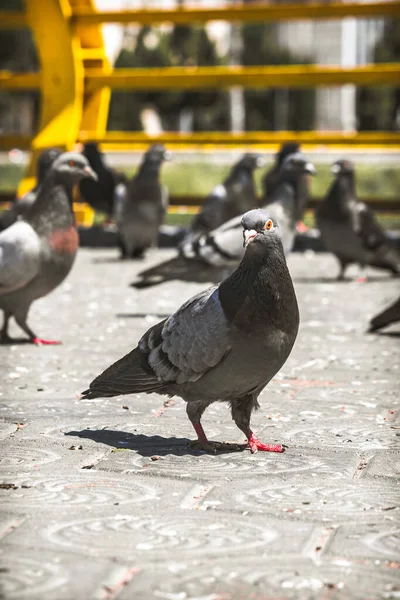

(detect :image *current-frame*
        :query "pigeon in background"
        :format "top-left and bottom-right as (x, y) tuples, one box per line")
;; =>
(180, 153), (265, 250)
(82, 209), (299, 454)
(0, 148), (61, 232)
(80, 142), (126, 217)
(182, 153), (316, 267)
(262, 142), (300, 198)
(115, 144), (171, 259)
(0, 152), (97, 345)
(315, 159), (400, 280)
(368, 296), (400, 332)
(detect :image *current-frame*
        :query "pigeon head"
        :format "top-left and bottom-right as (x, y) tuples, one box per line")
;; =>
(331, 159), (354, 176)
(239, 153), (265, 171)
(145, 144), (172, 164)
(276, 142), (300, 166)
(281, 153), (316, 177)
(37, 148), (62, 182)
(242, 209), (281, 250)
(50, 152), (98, 183)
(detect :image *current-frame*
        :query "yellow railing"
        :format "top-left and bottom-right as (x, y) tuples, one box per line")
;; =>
(0, 0), (399, 195)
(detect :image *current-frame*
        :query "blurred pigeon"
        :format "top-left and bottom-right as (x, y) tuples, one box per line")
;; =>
(315, 159), (400, 280)
(262, 142), (300, 198)
(0, 148), (61, 232)
(182, 153), (316, 267)
(80, 142), (126, 217)
(82, 209), (299, 454)
(181, 153), (265, 248)
(0, 153), (97, 344)
(116, 144), (171, 259)
(369, 296), (400, 332)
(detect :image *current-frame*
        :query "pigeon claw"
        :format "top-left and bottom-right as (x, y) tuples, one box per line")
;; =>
(33, 338), (62, 346)
(247, 434), (284, 454)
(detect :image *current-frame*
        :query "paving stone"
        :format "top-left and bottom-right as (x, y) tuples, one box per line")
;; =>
(0, 248), (399, 600)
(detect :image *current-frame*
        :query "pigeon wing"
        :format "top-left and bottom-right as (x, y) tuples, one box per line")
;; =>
(0, 221), (41, 294)
(141, 286), (232, 385)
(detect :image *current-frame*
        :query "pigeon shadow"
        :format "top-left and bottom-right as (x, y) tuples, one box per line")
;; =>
(130, 255), (229, 290)
(65, 428), (246, 457)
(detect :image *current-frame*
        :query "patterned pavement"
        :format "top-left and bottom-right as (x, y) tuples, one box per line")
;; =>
(0, 248), (399, 600)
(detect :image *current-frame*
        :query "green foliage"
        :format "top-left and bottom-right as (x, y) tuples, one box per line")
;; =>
(242, 23), (316, 131)
(356, 19), (400, 130)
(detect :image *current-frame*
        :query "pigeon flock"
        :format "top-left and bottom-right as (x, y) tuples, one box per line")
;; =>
(0, 142), (398, 453)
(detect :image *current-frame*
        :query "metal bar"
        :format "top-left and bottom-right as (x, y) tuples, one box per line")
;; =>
(71, 1), (400, 25)
(79, 131), (400, 147)
(0, 195), (399, 213)
(0, 11), (27, 29)
(0, 71), (41, 90)
(85, 63), (400, 92)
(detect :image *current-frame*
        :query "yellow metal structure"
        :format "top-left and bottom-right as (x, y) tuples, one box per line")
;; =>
(0, 0), (399, 204)
(71, 1), (400, 24)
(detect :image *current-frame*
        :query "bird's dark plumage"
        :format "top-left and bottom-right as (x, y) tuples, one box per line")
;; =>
(0, 152), (97, 345)
(181, 153), (316, 267)
(262, 142), (300, 199)
(180, 153), (264, 253)
(0, 148), (62, 232)
(115, 144), (171, 259)
(315, 159), (400, 280)
(369, 296), (400, 332)
(82, 209), (299, 454)
(80, 142), (126, 216)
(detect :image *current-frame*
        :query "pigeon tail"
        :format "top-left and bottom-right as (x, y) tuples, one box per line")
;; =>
(81, 347), (163, 399)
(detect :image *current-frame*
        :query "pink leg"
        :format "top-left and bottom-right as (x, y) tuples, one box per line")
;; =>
(246, 430), (284, 454)
(296, 221), (308, 233)
(190, 423), (243, 453)
(33, 338), (62, 346)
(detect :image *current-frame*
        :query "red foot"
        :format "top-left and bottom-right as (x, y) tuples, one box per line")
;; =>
(296, 221), (308, 233)
(247, 434), (284, 454)
(356, 276), (367, 283)
(33, 338), (62, 346)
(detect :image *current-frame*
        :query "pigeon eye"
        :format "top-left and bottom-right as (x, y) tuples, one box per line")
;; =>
(69, 160), (75, 167)
(264, 220), (273, 231)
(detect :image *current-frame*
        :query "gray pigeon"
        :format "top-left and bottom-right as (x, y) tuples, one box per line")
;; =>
(82, 209), (299, 454)
(315, 159), (400, 280)
(182, 153), (316, 267)
(369, 296), (400, 332)
(180, 153), (265, 249)
(0, 152), (97, 344)
(79, 142), (127, 217)
(115, 144), (171, 259)
(262, 142), (300, 198)
(0, 148), (61, 232)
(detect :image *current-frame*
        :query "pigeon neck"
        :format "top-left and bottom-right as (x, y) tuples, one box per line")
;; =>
(337, 172), (355, 197)
(219, 243), (298, 333)
(26, 171), (76, 233)
(225, 165), (253, 187)
(136, 161), (161, 180)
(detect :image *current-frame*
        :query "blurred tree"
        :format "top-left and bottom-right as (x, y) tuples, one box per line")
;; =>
(0, 0), (39, 133)
(242, 22), (316, 131)
(356, 19), (400, 131)
(108, 24), (229, 132)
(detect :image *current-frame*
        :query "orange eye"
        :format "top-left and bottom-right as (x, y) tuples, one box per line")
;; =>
(264, 220), (273, 231)
(69, 160), (75, 167)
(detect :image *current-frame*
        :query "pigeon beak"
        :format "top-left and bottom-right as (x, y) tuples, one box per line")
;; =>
(243, 229), (258, 248)
(83, 166), (98, 181)
(305, 162), (316, 176)
(163, 151), (173, 161)
(256, 156), (266, 168)
(331, 163), (341, 175)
